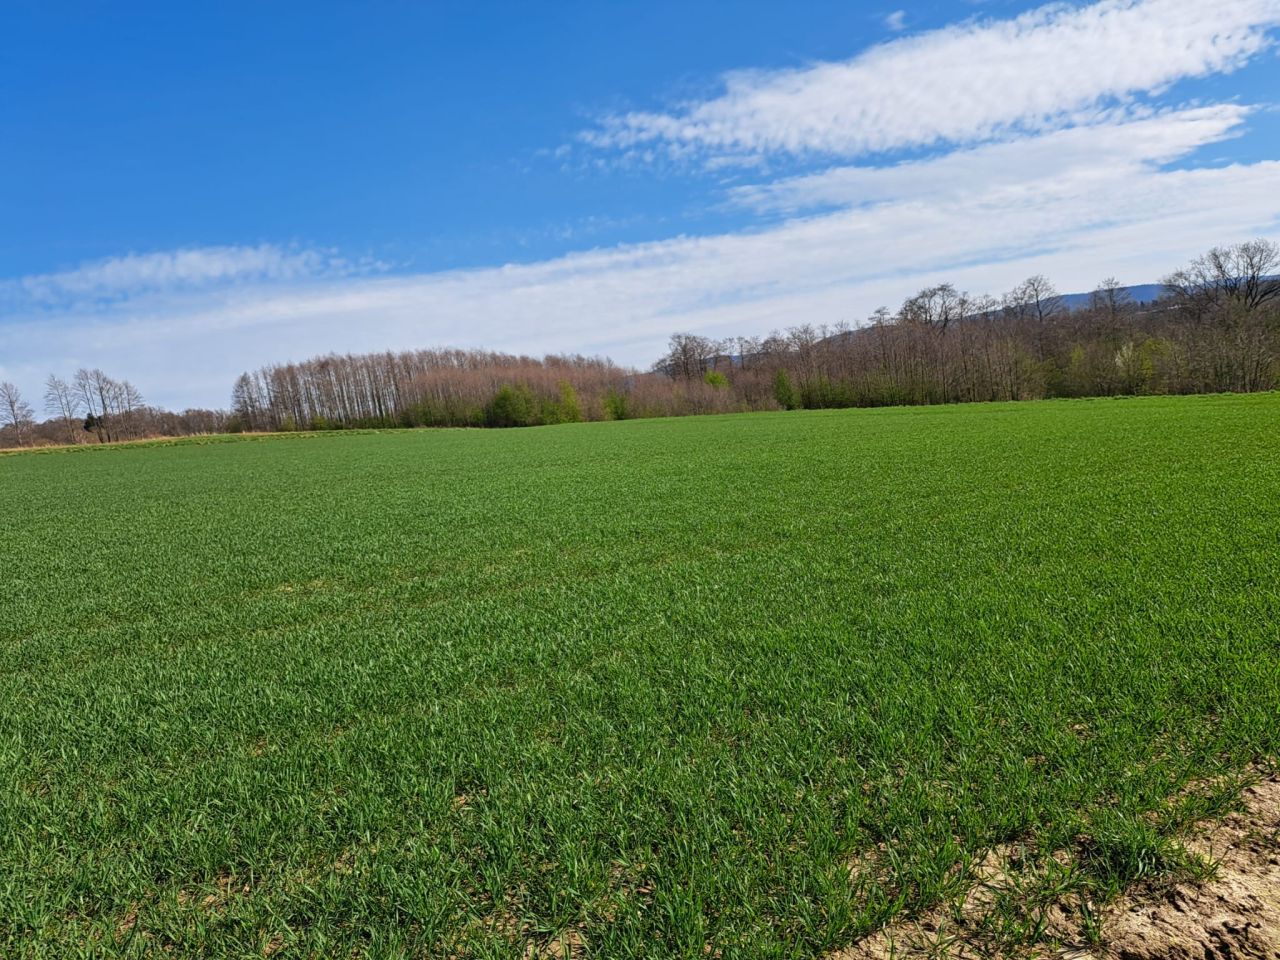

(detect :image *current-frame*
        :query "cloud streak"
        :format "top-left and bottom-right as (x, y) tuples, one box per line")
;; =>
(729, 105), (1252, 213)
(5, 245), (378, 308)
(583, 0), (1280, 162)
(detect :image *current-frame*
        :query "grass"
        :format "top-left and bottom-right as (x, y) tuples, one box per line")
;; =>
(2, 394), (1278, 958)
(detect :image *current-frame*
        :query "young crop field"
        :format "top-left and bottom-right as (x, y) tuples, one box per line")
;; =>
(2, 394), (1279, 958)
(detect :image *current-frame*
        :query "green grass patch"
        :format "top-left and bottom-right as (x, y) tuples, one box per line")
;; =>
(2, 395), (1278, 957)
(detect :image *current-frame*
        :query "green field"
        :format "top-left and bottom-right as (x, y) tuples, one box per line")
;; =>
(3, 395), (1279, 958)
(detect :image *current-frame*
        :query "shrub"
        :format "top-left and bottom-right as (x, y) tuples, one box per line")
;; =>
(484, 385), (539, 428)
(603, 389), (630, 421)
(556, 381), (582, 423)
(773, 369), (798, 410)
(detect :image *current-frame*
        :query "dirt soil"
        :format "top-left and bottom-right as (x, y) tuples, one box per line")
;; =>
(833, 773), (1280, 959)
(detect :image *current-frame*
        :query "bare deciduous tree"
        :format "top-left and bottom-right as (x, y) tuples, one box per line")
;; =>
(1, 381), (36, 446)
(1013, 275), (1066, 325)
(1090, 277), (1132, 326)
(899, 283), (965, 332)
(68, 368), (145, 443)
(74, 368), (113, 442)
(655, 333), (724, 380)
(44, 374), (84, 445)
(1164, 238), (1280, 319)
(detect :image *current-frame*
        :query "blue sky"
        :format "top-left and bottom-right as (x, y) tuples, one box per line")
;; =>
(3, 0), (1280, 408)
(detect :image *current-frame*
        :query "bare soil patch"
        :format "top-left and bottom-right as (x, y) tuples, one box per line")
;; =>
(833, 773), (1280, 959)
(1101, 774), (1280, 960)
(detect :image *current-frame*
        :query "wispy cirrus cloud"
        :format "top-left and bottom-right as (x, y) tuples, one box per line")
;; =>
(4, 244), (383, 308)
(582, 0), (1280, 163)
(729, 105), (1253, 213)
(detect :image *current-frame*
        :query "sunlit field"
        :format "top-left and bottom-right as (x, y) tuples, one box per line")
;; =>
(3, 395), (1278, 958)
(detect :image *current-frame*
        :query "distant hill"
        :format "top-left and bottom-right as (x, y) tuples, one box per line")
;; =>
(1060, 283), (1166, 311)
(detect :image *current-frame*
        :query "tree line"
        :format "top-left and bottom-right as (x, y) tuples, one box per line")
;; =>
(225, 239), (1279, 432)
(2, 239), (1277, 448)
(652, 240), (1279, 411)
(225, 348), (744, 432)
(0, 369), (228, 449)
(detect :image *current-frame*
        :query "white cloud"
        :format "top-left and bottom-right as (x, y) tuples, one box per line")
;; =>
(4, 244), (376, 307)
(885, 10), (908, 32)
(583, 0), (1280, 162)
(729, 105), (1251, 213)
